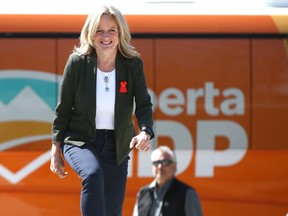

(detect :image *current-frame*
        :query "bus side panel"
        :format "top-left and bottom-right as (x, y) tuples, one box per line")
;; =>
(1, 37), (288, 216)
(252, 38), (288, 149)
(124, 38), (288, 215)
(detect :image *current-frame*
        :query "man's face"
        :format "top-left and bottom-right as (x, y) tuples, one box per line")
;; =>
(151, 151), (176, 186)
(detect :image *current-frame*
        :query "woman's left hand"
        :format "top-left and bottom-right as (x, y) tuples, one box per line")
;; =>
(129, 131), (151, 152)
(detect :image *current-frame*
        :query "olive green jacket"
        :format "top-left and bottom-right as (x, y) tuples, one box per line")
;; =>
(52, 51), (154, 165)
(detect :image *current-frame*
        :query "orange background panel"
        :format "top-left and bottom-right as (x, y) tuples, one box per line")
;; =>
(0, 14), (286, 34)
(0, 39), (56, 72)
(0, 15), (86, 33)
(153, 38), (250, 124)
(0, 11), (288, 215)
(56, 39), (79, 74)
(252, 39), (288, 149)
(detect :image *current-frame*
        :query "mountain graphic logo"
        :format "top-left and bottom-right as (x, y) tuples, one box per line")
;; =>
(0, 70), (62, 184)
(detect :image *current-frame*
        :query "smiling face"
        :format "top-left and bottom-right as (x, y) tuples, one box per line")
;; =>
(93, 14), (119, 55)
(151, 150), (177, 188)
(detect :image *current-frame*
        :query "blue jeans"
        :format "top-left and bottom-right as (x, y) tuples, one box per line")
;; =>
(62, 130), (128, 216)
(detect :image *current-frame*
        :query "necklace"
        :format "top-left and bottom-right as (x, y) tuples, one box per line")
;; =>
(101, 71), (112, 92)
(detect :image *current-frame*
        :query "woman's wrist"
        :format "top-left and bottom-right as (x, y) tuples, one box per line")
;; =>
(140, 131), (151, 140)
(141, 126), (154, 139)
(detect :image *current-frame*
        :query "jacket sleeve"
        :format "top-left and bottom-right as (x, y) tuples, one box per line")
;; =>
(51, 54), (75, 143)
(132, 58), (154, 139)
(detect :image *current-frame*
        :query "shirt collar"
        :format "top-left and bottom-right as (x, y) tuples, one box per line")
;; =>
(148, 178), (175, 191)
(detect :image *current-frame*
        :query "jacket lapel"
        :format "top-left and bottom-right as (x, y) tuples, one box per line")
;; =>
(115, 54), (128, 128)
(85, 52), (97, 124)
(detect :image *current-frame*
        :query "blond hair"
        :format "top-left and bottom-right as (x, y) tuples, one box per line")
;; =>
(74, 5), (139, 58)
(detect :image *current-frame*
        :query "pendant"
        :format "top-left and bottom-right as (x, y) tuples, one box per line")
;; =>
(105, 86), (109, 92)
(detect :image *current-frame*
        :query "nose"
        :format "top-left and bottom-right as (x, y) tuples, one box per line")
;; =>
(156, 163), (163, 168)
(102, 31), (110, 37)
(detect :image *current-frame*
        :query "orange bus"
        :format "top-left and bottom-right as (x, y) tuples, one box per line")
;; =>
(0, 1), (288, 215)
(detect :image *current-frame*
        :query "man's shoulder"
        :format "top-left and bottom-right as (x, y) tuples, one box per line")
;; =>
(138, 180), (156, 194)
(172, 178), (196, 191)
(139, 185), (150, 192)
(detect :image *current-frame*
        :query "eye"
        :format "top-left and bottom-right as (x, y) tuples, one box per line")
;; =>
(96, 29), (104, 34)
(109, 29), (117, 34)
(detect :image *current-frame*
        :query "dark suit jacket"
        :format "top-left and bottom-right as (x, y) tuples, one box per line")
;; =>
(52, 50), (154, 165)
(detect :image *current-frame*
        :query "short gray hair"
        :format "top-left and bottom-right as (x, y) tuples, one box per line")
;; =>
(151, 146), (177, 163)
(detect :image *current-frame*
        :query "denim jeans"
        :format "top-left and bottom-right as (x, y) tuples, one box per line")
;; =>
(62, 130), (128, 216)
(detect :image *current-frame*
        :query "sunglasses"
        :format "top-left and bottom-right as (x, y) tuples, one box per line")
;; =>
(152, 159), (173, 167)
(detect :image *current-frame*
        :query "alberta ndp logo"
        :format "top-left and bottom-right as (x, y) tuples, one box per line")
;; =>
(0, 70), (61, 184)
(0, 70), (249, 182)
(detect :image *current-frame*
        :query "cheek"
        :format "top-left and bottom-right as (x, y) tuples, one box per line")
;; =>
(93, 36), (99, 44)
(153, 168), (163, 177)
(114, 37), (119, 44)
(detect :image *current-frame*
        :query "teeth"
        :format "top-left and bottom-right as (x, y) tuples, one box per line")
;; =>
(102, 41), (111, 45)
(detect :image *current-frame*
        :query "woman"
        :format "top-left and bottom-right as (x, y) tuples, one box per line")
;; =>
(50, 5), (154, 216)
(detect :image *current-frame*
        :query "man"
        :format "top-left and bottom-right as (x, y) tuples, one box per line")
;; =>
(133, 146), (203, 216)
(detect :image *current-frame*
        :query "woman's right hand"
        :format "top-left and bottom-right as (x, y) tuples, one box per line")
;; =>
(50, 142), (68, 178)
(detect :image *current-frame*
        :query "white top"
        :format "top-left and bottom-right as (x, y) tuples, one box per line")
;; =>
(95, 68), (115, 130)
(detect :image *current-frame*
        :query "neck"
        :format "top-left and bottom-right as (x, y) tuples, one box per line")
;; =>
(97, 51), (117, 72)
(156, 180), (165, 188)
